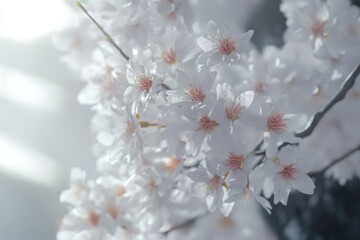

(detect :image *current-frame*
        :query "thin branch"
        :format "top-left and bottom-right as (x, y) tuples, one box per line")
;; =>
(76, 2), (130, 61)
(162, 212), (208, 235)
(310, 143), (360, 177)
(295, 64), (360, 138)
(255, 64), (360, 156)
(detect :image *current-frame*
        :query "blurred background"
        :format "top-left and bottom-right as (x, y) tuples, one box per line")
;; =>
(0, 1), (96, 239)
(1, 0), (359, 239)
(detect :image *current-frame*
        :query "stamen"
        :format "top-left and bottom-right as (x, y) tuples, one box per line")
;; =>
(278, 163), (297, 183)
(217, 37), (236, 55)
(226, 152), (245, 171)
(115, 186), (126, 197)
(310, 19), (327, 38)
(162, 49), (177, 65)
(185, 86), (205, 102)
(107, 205), (118, 219)
(225, 102), (242, 121)
(136, 75), (153, 92)
(88, 211), (100, 226)
(207, 175), (220, 193)
(267, 113), (286, 134)
(197, 116), (219, 133)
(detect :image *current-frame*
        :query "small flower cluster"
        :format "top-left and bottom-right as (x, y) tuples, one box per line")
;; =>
(55, 0), (360, 239)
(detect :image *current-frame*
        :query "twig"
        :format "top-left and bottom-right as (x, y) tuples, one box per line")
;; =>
(162, 211), (208, 235)
(310, 144), (360, 177)
(296, 64), (360, 138)
(255, 64), (360, 156)
(76, 2), (130, 61)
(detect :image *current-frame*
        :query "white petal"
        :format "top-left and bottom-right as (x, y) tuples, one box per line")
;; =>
(237, 91), (254, 108)
(187, 165), (210, 183)
(77, 84), (100, 105)
(284, 113), (308, 132)
(280, 131), (300, 144)
(273, 175), (291, 205)
(293, 174), (315, 195)
(123, 86), (138, 103)
(208, 21), (218, 39)
(265, 133), (278, 158)
(206, 194), (217, 212)
(197, 37), (214, 52)
(157, 2), (175, 15)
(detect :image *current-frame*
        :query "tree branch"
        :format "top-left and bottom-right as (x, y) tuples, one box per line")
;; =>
(76, 2), (130, 61)
(162, 211), (208, 235)
(255, 64), (360, 156)
(310, 143), (360, 177)
(295, 64), (360, 138)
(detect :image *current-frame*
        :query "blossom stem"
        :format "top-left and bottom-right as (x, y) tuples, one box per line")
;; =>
(76, 2), (130, 61)
(310, 143), (360, 177)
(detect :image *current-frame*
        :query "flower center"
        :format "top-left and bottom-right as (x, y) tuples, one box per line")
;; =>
(267, 113), (286, 134)
(278, 163), (297, 182)
(115, 186), (126, 197)
(162, 49), (177, 65)
(225, 102), (242, 121)
(185, 85), (205, 102)
(107, 205), (118, 219)
(254, 82), (265, 93)
(123, 121), (136, 141)
(226, 152), (245, 171)
(207, 175), (220, 193)
(218, 37), (236, 55)
(197, 116), (219, 133)
(136, 75), (153, 92)
(88, 211), (100, 226)
(310, 19), (327, 38)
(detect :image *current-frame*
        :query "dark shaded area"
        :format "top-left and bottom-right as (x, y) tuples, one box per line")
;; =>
(247, 0), (360, 51)
(246, 0), (286, 51)
(264, 177), (360, 240)
(352, 0), (360, 7)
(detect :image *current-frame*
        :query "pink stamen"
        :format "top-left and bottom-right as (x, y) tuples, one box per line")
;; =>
(185, 86), (205, 102)
(217, 37), (236, 55)
(267, 113), (286, 134)
(225, 102), (242, 121)
(197, 116), (219, 133)
(226, 152), (245, 171)
(136, 75), (153, 92)
(278, 163), (297, 183)
(162, 49), (177, 65)
(207, 175), (220, 193)
(310, 19), (326, 37)
(88, 211), (100, 226)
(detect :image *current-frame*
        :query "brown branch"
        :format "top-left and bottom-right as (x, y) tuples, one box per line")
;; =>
(76, 2), (130, 61)
(255, 64), (360, 156)
(310, 143), (360, 177)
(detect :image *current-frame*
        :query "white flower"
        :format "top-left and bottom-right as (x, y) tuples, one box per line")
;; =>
(167, 66), (217, 106)
(215, 82), (254, 133)
(124, 60), (158, 109)
(197, 21), (253, 65)
(262, 146), (315, 205)
(60, 168), (88, 207)
(188, 165), (234, 216)
(252, 96), (308, 158)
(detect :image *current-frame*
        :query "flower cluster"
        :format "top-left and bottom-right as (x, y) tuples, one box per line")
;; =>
(56, 0), (360, 239)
